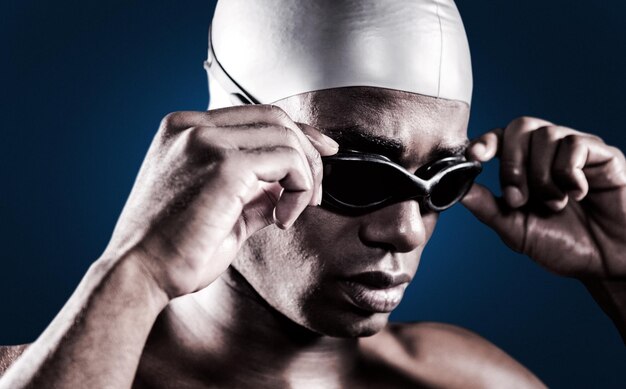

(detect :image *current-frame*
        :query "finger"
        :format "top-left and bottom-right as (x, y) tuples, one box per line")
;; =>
(161, 106), (295, 131)
(163, 107), (330, 206)
(296, 122), (340, 205)
(528, 125), (571, 211)
(296, 122), (339, 157)
(208, 105), (325, 207)
(185, 124), (304, 152)
(466, 128), (502, 162)
(161, 105), (313, 146)
(500, 117), (553, 208)
(201, 105), (314, 158)
(291, 123), (333, 206)
(239, 146), (313, 228)
(552, 134), (591, 201)
(461, 183), (526, 252)
(555, 135), (626, 193)
(251, 111), (330, 206)
(181, 125), (318, 206)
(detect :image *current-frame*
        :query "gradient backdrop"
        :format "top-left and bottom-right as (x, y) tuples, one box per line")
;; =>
(1, 1), (625, 387)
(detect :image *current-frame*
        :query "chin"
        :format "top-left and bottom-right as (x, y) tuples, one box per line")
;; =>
(306, 310), (392, 338)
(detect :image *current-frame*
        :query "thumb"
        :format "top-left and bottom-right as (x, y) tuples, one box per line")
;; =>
(461, 183), (500, 223)
(461, 183), (525, 253)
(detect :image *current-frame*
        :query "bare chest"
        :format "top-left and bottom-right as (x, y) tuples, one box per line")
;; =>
(131, 356), (426, 389)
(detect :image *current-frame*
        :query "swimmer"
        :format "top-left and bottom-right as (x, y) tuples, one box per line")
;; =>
(1, 1), (625, 388)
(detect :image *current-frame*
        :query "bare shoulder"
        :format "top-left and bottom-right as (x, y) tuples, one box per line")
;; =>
(359, 322), (546, 389)
(0, 344), (29, 377)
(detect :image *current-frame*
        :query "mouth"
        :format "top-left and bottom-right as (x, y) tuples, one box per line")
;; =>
(338, 272), (411, 313)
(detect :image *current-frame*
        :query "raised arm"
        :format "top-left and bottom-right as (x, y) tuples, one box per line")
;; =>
(0, 254), (168, 388)
(461, 116), (626, 343)
(0, 106), (337, 388)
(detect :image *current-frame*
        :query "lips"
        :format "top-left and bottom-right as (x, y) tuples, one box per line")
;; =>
(345, 271), (411, 289)
(338, 272), (411, 313)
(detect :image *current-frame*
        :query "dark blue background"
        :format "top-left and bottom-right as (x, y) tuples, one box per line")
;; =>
(1, 1), (625, 387)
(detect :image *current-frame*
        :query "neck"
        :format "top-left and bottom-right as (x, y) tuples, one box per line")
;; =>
(143, 268), (360, 387)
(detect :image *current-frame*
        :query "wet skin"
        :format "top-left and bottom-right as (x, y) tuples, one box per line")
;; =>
(127, 88), (543, 388)
(12, 84), (626, 387)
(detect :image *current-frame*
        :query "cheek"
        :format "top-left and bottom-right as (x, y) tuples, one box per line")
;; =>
(235, 207), (352, 278)
(291, 207), (367, 270)
(233, 206), (438, 308)
(232, 207), (349, 310)
(232, 206), (441, 335)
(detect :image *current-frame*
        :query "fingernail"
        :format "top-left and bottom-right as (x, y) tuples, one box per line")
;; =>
(503, 186), (525, 208)
(546, 197), (567, 212)
(471, 142), (487, 159)
(274, 218), (293, 229)
(320, 133), (339, 149)
(316, 184), (323, 206)
(272, 208), (287, 229)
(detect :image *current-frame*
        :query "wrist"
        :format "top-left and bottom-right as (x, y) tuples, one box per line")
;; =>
(581, 278), (626, 345)
(92, 250), (171, 314)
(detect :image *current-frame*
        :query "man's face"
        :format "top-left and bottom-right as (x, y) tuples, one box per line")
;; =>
(233, 87), (470, 337)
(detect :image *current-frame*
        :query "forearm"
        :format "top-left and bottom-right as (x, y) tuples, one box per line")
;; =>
(0, 252), (169, 389)
(582, 278), (626, 345)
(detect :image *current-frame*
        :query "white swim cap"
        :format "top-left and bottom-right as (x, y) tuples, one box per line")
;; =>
(206, 0), (472, 108)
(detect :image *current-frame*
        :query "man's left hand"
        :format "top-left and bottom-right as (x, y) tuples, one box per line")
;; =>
(462, 116), (626, 279)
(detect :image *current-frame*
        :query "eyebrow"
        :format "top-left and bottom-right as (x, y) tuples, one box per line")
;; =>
(429, 141), (470, 161)
(323, 127), (405, 159)
(323, 126), (469, 163)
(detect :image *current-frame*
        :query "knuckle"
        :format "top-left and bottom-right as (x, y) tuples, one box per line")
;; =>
(561, 134), (584, 149)
(282, 145), (303, 161)
(552, 165), (576, 178)
(535, 125), (559, 139)
(284, 147), (309, 172)
(510, 116), (538, 129)
(608, 145), (625, 160)
(160, 111), (183, 129)
(607, 149), (626, 176)
(157, 112), (185, 141)
(184, 126), (207, 148)
(532, 126), (549, 141)
(264, 104), (290, 123)
(178, 127), (223, 161)
(275, 125), (300, 147)
(587, 133), (604, 143)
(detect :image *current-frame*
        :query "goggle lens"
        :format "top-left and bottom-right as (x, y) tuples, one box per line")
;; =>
(323, 159), (396, 206)
(321, 152), (481, 214)
(429, 167), (478, 209)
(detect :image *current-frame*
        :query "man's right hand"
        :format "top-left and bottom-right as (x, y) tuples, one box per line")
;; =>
(103, 105), (339, 300)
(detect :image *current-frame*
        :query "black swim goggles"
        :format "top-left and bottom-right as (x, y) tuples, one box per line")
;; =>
(321, 151), (482, 216)
(205, 31), (482, 215)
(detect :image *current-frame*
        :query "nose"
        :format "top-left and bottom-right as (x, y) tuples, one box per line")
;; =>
(358, 200), (427, 253)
